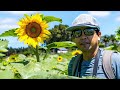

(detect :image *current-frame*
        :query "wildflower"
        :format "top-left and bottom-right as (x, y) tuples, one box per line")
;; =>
(57, 56), (63, 62)
(72, 50), (82, 56)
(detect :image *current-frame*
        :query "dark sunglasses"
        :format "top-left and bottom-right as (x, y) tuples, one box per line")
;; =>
(71, 27), (99, 38)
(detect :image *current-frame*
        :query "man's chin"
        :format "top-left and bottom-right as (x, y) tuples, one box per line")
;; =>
(81, 49), (90, 52)
(80, 46), (91, 52)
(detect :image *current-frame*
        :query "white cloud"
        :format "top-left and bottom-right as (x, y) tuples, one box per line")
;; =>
(0, 24), (19, 34)
(88, 11), (111, 17)
(0, 18), (17, 24)
(0, 24), (18, 29)
(0, 17), (18, 34)
(6, 11), (40, 15)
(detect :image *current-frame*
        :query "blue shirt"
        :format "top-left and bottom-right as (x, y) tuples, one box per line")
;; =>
(69, 49), (120, 79)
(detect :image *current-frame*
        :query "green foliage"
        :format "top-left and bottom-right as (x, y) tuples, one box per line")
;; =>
(115, 27), (120, 40)
(104, 45), (114, 50)
(43, 16), (62, 23)
(0, 51), (104, 79)
(47, 24), (70, 44)
(0, 40), (8, 57)
(0, 53), (5, 57)
(0, 40), (8, 52)
(0, 69), (14, 79)
(10, 62), (41, 79)
(27, 72), (80, 79)
(115, 35), (120, 40)
(0, 28), (18, 37)
(117, 45), (120, 52)
(47, 41), (76, 49)
(99, 43), (105, 48)
(104, 44), (119, 52)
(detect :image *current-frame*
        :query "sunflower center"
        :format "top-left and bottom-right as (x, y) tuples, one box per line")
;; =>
(31, 28), (36, 32)
(25, 22), (42, 38)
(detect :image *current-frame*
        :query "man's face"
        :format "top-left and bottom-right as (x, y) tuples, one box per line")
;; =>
(72, 26), (101, 52)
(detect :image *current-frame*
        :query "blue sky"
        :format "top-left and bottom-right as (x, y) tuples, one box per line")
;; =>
(0, 11), (120, 48)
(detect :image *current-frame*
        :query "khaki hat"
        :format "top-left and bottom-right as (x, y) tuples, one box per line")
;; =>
(66, 14), (100, 31)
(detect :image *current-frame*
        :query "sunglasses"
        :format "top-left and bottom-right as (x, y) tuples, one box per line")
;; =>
(71, 27), (99, 38)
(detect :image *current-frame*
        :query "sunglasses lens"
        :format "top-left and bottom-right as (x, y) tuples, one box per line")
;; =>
(71, 27), (98, 38)
(72, 30), (82, 38)
(84, 28), (95, 36)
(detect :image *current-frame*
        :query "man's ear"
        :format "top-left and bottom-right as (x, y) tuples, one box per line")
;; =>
(98, 32), (101, 38)
(97, 32), (101, 41)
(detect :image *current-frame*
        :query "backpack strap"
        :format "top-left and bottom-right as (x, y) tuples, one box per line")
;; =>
(102, 50), (115, 79)
(72, 54), (83, 76)
(69, 54), (83, 76)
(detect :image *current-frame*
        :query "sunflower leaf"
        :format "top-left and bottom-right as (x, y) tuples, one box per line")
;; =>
(27, 72), (80, 79)
(0, 28), (18, 37)
(43, 16), (62, 23)
(24, 14), (29, 17)
(0, 40), (8, 53)
(46, 41), (76, 49)
(0, 53), (5, 57)
(0, 69), (14, 79)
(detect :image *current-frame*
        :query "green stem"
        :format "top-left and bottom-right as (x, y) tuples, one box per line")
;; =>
(43, 49), (47, 60)
(35, 46), (40, 62)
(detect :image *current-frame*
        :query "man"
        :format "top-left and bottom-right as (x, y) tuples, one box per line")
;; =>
(66, 14), (120, 79)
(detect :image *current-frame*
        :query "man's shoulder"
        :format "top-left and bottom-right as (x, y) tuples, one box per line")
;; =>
(100, 48), (120, 57)
(110, 51), (120, 78)
(100, 48), (120, 64)
(111, 51), (120, 62)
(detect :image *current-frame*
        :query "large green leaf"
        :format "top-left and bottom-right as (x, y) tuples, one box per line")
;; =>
(104, 45), (114, 50)
(0, 53), (5, 57)
(0, 28), (18, 37)
(0, 40), (8, 52)
(27, 72), (80, 79)
(104, 44), (118, 51)
(11, 62), (43, 79)
(46, 41), (76, 49)
(43, 16), (62, 23)
(117, 45), (120, 52)
(0, 69), (14, 79)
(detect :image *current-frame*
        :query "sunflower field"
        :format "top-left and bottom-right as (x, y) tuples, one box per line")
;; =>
(0, 13), (118, 79)
(0, 39), (84, 79)
(0, 13), (84, 79)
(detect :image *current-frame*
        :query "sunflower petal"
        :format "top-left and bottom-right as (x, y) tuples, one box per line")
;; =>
(19, 34), (28, 42)
(31, 13), (42, 22)
(42, 30), (51, 35)
(41, 34), (49, 39)
(41, 21), (49, 29)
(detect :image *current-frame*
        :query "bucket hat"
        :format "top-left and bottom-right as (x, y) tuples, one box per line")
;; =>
(66, 14), (100, 31)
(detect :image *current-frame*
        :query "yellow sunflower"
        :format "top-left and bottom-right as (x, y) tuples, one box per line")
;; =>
(72, 50), (82, 56)
(15, 13), (51, 48)
(57, 56), (63, 62)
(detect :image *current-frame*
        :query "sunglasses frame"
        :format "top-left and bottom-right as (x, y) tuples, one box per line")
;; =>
(71, 27), (99, 38)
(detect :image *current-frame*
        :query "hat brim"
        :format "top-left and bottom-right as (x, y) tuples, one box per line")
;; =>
(66, 24), (99, 31)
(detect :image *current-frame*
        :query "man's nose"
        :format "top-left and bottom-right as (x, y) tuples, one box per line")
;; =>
(80, 32), (87, 40)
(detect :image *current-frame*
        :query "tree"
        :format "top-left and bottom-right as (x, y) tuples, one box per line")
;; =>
(110, 34), (118, 45)
(116, 27), (120, 40)
(101, 35), (110, 47)
(46, 24), (71, 44)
